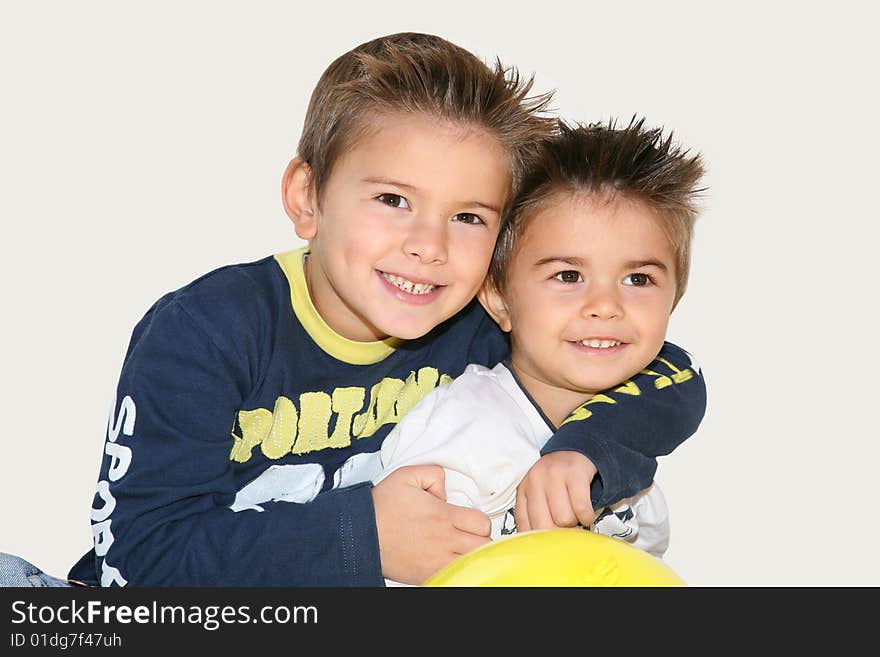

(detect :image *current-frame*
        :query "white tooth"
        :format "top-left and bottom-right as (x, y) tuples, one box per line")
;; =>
(580, 339), (620, 348)
(383, 272), (436, 295)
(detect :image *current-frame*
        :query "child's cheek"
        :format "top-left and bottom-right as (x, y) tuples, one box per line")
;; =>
(453, 234), (496, 288)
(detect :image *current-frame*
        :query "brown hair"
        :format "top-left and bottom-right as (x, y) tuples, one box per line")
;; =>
(489, 117), (706, 304)
(296, 32), (555, 203)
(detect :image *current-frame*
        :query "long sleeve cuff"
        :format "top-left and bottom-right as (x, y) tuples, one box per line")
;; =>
(333, 482), (384, 586)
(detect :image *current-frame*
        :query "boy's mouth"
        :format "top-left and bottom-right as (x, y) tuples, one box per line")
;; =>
(576, 339), (622, 349)
(568, 337), (629, 355)
(379, 271), (440, 295)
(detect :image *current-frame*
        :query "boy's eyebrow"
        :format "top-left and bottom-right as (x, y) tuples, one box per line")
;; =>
(362, 176), (501, 214)
(460, 199), (502, 214)
(363, 176), (418, 191)
(624, 259), (668, 271)
(533, 257), (669, 271)
(534, 256), (585, 267)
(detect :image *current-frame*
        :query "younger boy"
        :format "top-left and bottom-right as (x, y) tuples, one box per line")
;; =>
(358, 118), (705, 576)
(49, 36), (705, 587)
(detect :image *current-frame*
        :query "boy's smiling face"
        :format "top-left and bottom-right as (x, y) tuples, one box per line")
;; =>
(483, 192), (678, 426)
(285, 112), (510, 341)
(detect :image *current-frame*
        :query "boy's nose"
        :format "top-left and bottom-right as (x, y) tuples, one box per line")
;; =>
(581, 284), (623, 320)
(402, 218), (448, 264)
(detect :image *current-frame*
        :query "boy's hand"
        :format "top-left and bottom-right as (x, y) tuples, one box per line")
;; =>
(515, 451), (598, 532)
(372, 465), (491, 585)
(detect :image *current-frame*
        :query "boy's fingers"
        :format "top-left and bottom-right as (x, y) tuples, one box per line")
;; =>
(547, 484), (578, 528)
(405, 464), (447, 501)
(525, 492), (554, 531)
(451, 505), (491, 537)
(566, 479), (596, 527)
(451, 531), (491, 558)
(515, 489), (531, 533)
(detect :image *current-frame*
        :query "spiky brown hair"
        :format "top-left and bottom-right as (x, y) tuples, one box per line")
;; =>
(296, 32), (556, 204)
(489, 117), (706, 304)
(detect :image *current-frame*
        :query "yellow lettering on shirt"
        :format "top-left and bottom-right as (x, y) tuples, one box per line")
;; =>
(262, 396), (298, 459)
(560, 405), (592, 426)
(585, 394), (616, 406)
(229, 369), (452, 462)
(352, 377), (405, 438)
(612, 380), (641, 396)
(292, 392), (334, 455)
(230, 408), (273, 463)
(559, 359), (696, 427)
(393, 367), (442, 419)
(329, 387), (367, 449)
(655, 357), (694, 384)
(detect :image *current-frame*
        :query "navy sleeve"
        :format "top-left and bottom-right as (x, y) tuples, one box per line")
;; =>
(80, 294), (383, 587)
(541, 341), (706, 509)
(463, 301), (511, 368)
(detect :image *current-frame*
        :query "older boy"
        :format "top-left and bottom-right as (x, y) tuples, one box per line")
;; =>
(50, 36), (704, 587)
(365, 119), (705, 575)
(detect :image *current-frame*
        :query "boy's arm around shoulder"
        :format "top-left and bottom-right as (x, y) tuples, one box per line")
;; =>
(83, 269), (383, 586)
(542, 341), (706, 509)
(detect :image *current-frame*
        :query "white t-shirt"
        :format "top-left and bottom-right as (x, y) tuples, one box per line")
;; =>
(332, 362), (670, 585)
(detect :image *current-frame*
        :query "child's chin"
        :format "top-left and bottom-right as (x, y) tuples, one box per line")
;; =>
(387, 325), (434, 340)
(571, 372), (631, 395)
(374, 318), (436, 341)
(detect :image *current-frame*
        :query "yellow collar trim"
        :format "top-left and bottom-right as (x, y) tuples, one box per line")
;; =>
(274, 248), (402, 365)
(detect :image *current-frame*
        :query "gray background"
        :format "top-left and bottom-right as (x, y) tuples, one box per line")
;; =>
(2, 1), (877, 585)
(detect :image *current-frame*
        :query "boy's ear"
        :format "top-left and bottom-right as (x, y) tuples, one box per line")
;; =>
(282, 157), (318, 240)
(477, 282), (512, 333)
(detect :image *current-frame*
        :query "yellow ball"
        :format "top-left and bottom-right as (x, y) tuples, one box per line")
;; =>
(424, 528), (685, 587)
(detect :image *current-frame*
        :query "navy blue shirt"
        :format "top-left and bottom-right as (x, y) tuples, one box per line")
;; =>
(69, 249), (705, 586)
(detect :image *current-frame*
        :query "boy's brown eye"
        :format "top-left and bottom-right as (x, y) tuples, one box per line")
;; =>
(623, 273), (651, 286)
(377, 193), (409, 209)
(453, 213), (484, 225)
(553, 270), (583, 283)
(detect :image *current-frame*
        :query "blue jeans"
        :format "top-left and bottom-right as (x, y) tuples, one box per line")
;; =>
(0, 552), (73, 587)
